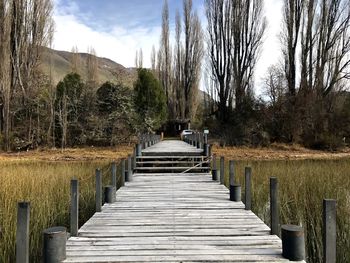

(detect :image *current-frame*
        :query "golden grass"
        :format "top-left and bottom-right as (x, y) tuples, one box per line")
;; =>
(214, 156), (350, 263)
(0, 147), (130, 262)
(1, 145), (349, 262)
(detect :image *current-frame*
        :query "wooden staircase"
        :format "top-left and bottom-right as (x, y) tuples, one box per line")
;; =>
(134, 155), (210, 173)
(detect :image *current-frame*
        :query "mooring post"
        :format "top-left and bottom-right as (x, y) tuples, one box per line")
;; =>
(95, 169), (102, 212)
(220, 156), (225, 184)
(270, 177), (279, 236)
(43, 226), (67, 262)
(211, 153), (217, 180)
(323, 199), (336, 263)
(230, 184), (241, 201)
(244, 167), (252, 210)
(136, 143), (142, 156)
(229, 160), (234, 185)
(196, 133), (200, 149)
(16, 202), (30, 263)
(281, 225), (305, 261)
(121, 159), (125, 187)
(229, 160), (241, 201)
(111, 162), (117, 187)
(104, 186), (116, 203)
(127, 154), (132, 182)
(212, 154), (217, 170)
(70, 179), (79, 237)
(131, 156), (135, 171)
(133, 146), (137, 169)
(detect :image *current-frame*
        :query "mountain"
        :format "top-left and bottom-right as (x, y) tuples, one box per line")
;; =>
(39, 47), (137, 87)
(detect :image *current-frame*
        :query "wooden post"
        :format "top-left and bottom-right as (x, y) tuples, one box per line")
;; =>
(95, 169), (102, 212)
(136, 144), (142, 156)
(43, 227), (67, 262)
(323, 199), (336, 263)
(211, 153), (217, 180)
(131, 156), (135, 171)
(70, 179), (79, 237)
(244, 167), (252, 210)
(16, 202), (30, 263)
(220, 156), (225, 185)
(229, 160), (234, 186)
(121, 159), (125, 186)
(270, 177), (279, 236)
(127, 155), (132, 182)
(105, 186), (116, 203)
(212, 154), (217, 170)
(203, 143), (208, 156)
(111, 162), (117, 187)
(281, 225), (305, 261)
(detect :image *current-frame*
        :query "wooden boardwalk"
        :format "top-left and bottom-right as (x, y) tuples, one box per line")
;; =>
(64, 140), (296, 262)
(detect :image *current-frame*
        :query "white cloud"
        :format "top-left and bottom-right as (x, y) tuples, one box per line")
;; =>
(53, 0), (284, 95)
(53, 3), (160, 68)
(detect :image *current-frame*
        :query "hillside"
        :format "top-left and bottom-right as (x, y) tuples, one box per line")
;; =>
(39, 47), (137, 87)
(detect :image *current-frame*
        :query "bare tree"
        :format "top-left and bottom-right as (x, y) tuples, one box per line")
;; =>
(263, 65), (286, 106)
(71, 46), (80, 74)
(0, 0), (11, 150)
(135, 48), (143, 69)
(231, 0), (266, 111)
(300, 0), (350, 95)
(182, 0), (203, 120)
(150, 45), (156, 72)
(160, 0), (172, 116)
(174, 9), (183, 119)
(205, 0), (233, 122)
(87, 47), (99, 88)
(0, 0), (53, 150)
(281, 0), (303, 98)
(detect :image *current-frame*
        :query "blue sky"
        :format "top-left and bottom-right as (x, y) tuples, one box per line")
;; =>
(56, 0), (204, 32)
(53, 0), (283, 93)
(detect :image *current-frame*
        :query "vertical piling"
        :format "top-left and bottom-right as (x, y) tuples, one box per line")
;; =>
(95, 169), (102, 212)
(111, 162), (117, 187)
(105, 186), (116, 203)
(127, 154), (132, 182)
(16, 202), (30, 263)
(121, 159), (125, 186)
(43, 227), (67, 262)
(270, 177), (279, 236)
(220, 156), (225, 184)
(323, 199), (336, 263)
(70, 179), (79, 237)
(244, 167), (252, 210)
(281, 225), (305, 261)
(229, 160), (234, 186)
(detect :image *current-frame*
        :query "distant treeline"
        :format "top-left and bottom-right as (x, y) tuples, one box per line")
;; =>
(1, 0), (350, 151)
(202, 0), (350, 150)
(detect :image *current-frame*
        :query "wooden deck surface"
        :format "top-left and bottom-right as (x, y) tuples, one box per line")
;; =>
(64, 140), (298, 262)
(141, 140), (203, 156)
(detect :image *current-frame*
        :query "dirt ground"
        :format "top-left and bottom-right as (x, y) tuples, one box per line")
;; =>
(212, 143), (350, 160)
(0, 145), (133, 161)
(0, 142), (349, 162)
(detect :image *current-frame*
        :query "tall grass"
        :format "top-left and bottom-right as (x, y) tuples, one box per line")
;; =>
(218, 158), (350, 263)
(0, 160), (123, 262)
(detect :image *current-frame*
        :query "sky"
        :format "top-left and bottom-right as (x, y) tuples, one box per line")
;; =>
(53, 0), (283, 94)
